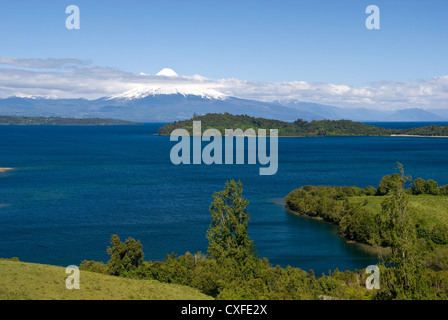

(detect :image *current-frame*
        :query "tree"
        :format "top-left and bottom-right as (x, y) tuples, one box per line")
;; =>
(440, 185), (448, 196)
(375, 163), (428, 299)
(412, 178), (426, 195)
(364, 185), (377, 196)
(425, 179), (439, 195)
(376, 173), (402, 195)
(206, 180), (256, 264)
(106, 234), (144, 276)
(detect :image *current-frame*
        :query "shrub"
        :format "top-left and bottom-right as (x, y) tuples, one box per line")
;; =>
(79, 260), (108, 274)
(412, 178), (426, 195)
(425, 179), (440, 195)
(106, 234), (144, 276)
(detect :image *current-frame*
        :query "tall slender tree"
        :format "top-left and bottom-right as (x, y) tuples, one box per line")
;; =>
(206, 180), (256, 264)
(376, 163), (428, 299)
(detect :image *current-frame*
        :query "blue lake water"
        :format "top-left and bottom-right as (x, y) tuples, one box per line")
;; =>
(1, 123), (448, 275)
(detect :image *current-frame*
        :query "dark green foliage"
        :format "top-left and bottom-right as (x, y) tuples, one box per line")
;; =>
(423, 269), (448, 299)
(405, 124), (448, 137)
(412, 177), (447, 196)
(412, 178), (426, 195)
(375, 165), (428, 299)
(417, 225), (448, 245)
(285, 185), (382, 245)
(79, 260), (108, 274)
(158, 113), (392, 136)
(339, 202), (378, 245)
(158, 112), (448, 137)
(285, 170), (448, 249)
(424, 247), (448, 272)
(364, 186), (377, 196)
(149, 253), (196, 285)
(106, 234), (144, 276)
(425, 179), (440, 195)
(440, 185), (448, 196)
(376, 173), (402, 195)
(207, 180), (257, 265)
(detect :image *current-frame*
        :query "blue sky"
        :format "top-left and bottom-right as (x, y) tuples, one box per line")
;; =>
(1, 0), (447, 85)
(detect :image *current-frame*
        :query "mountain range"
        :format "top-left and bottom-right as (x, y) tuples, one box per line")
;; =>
(0, 68), (446, 123)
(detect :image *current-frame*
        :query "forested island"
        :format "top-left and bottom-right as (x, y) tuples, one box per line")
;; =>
(158, 113), (448, 137)
(0, 115), (137, 125)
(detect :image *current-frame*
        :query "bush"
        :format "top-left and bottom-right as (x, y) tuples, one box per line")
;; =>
(425, 179), (440, 195)
(439, 185), (448, 196)
(376, 173), (402, 195)
(412, 178), (426, 195)
(364, 186), (377, 196)
(106, 234), (144, 276)
(79, 260), (108, 274)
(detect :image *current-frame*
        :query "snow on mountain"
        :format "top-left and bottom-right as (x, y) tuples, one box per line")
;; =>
(107, 86), (228, 100)
(107, 68), (228, 101)
(2, 67), (447, 122)
(156, 68), (178, 77)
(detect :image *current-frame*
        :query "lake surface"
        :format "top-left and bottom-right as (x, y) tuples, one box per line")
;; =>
(1, 123), (448, 275)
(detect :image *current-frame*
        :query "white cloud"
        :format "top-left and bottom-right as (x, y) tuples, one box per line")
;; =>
(0, 57), (90, 69)
(0, 57), (447, 111)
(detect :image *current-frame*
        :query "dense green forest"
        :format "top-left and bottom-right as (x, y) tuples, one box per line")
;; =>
(0, 115), (137, 125)
(285, 170), (448, 248)
(158, 113), (448, 137)
(79, 174), (448, 300)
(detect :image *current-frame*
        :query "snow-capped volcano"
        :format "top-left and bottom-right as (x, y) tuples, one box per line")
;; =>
(107, 68), (228, 100)
(107, 86), (228, 100)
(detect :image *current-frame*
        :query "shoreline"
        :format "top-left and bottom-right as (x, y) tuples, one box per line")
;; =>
(282, 202), (388, 256)
(390, 134), (448, 138)
(160, 133), (448, 138)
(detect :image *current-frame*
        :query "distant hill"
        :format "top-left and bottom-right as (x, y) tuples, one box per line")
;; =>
(0, 115), (137, 125)
(388, 108), (444, 121)
(280, 101), (448, 122)
(0, 93), (446, 123)
(158, 113), (448, 137)
(0, 95), (328, 123)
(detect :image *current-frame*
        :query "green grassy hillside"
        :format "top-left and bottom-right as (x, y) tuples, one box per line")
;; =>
(349, 194), (448, 232)
(0, 259), (212, 300)
(285, 182), (448, 249)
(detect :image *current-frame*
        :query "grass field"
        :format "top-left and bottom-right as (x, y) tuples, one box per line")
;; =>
(350, 194), (448, 230)
(0, 259), (212, 300)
